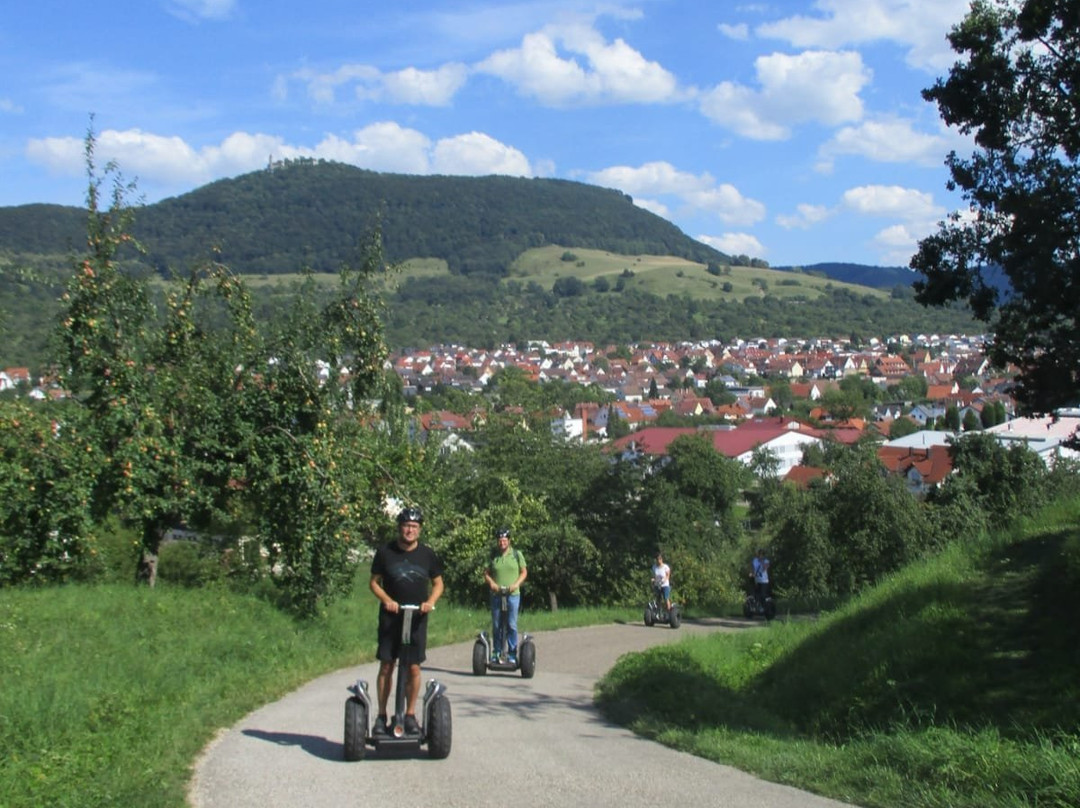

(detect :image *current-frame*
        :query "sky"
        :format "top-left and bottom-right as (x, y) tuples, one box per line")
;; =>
(0, 0), (978, 268)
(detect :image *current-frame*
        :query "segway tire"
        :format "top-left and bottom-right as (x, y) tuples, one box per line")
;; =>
(764, 598), (777, 621)
(644, 606), (655, 627)
(742, 597), (754, 619)
(668, 606), (681, 629)
(471, 640), (488, 675)
(343, 697), (368, 761)
(426, 695), (452, 759)
(519, 640), (537, 679)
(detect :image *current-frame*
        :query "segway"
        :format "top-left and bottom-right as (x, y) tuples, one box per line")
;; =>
(643, 584), (681, 628)
(743, 586), (777, 621)
(344, 605), (452, 760)
(472, 587), (536, 678)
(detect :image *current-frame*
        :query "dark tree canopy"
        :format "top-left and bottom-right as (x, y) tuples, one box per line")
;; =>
(912, 0), (1080, 413)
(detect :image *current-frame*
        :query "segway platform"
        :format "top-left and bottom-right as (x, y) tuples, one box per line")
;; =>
(343, 605), (452, 761)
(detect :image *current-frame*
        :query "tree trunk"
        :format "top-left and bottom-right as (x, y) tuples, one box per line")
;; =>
(136, 549), (158, 586)
(547, 590), (558, 612)
(135, 523), (165, 587)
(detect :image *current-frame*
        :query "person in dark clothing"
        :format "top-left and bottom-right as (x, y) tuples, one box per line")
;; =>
(369, 506), (444, 736)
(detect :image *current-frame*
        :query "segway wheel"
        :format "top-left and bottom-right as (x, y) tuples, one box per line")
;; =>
(426, 695), (452, 759)
(343, 697), (368, 761)
(764, 598), (777, 621)
(519, 640), (537, 679)
(668, 606), (681, 629)
(644, 606), (655, 627)
(471, 640), (488, 676)
(742, 597), (754, 619)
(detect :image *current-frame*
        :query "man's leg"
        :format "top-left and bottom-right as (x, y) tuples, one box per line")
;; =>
(490, 594), (502, 659)
(507, 593), (520, 655)
(376, 659), (395, 717)
(405, 662), (422, 715)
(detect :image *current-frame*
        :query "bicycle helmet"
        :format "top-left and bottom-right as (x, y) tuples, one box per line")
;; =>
(397, 506), (424, 525)
(494, 526), (511, 539)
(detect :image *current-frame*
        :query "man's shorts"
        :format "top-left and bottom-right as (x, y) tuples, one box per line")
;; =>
(376, 608), (428, 665)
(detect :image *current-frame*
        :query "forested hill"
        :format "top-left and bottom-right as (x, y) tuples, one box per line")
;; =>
(0, 160), (729, 275)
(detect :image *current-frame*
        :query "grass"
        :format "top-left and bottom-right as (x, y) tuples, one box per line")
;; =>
(0, 579), (633, 808)
(206, 245), (887, 304)
(595, 497), (1080, 808)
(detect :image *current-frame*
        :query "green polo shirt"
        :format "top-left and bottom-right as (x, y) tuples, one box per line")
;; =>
(489, 548), (526, 592)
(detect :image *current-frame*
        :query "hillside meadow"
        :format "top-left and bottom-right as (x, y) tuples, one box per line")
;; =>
(239, 246), (892, 304)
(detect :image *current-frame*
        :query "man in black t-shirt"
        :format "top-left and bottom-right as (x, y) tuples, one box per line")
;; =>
(369, 506), (444, 736)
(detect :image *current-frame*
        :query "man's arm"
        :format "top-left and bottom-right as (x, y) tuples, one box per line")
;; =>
(423, 575), (444, 613)
(370, 574), (399, 613)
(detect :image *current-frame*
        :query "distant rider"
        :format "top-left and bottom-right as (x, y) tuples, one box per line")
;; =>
(652, 552), (672, 612)
(751, 547), (771, 605)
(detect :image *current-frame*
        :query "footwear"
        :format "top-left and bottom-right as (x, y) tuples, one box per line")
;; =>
(490, 653), (499, 663)
(373, 715), (389, 736)
(403, 714), (421, 735)
(508, 655), (517, 666)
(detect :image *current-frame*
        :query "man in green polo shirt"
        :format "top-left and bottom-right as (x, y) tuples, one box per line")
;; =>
(483, 526), (527, 664)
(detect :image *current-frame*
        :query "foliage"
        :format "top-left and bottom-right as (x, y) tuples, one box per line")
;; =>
(54, 133), (261, 585)
(912, 0), (1080, 413)
(0, 400), (99, 585)
(241, 238), (397, 616)
(767, 442), (940, 599)
(937, 431), (1049, 520)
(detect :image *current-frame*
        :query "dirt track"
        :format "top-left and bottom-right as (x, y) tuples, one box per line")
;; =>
(188, 617), (856, 808)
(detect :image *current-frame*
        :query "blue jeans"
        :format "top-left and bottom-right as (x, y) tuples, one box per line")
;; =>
(490, 592), (520, 655)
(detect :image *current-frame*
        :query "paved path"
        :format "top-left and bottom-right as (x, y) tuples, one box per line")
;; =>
(188, 618), (855, 808)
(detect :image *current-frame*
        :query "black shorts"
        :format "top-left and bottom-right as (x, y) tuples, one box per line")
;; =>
(376, 608), (428, 665)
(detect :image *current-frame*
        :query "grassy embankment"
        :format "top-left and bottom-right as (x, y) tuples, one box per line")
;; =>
(0, 579), (632, 808)
(596, 497), (1080, 808)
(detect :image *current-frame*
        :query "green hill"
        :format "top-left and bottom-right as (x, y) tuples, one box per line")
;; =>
(0, 159), (728, 277)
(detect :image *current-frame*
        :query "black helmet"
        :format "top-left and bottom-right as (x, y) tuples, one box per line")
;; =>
(397, 506), (424, 525)
(495, 526), (511, 539)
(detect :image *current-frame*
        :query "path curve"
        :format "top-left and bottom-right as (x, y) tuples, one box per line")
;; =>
(188, 618), (854, 808)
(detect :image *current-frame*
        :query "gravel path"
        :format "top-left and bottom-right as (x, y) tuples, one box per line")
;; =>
(188, 617), (855, 808)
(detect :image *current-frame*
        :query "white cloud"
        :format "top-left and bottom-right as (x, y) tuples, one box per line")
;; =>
(164, 0), (236, 22)
(284, 63), (467, 107)
(840, 185), (947, 264)
(588, 161), (765, 226)
(476, 21), (681, 106)
(379, 64), (469, 106)
(699, 50), (870, 139)
(24, 124), (531, 191)
(816, 117), (949, 171)
(776, 203), (832, 229)
(432, 132), (532, 176)
(754, 0), (970, 71)
(718, 22), (750, 40)
(0, 98), (23, 114)
(841, 184), (943, 221)
(697, 232), (766, 257)
(632, 197), (670, 218)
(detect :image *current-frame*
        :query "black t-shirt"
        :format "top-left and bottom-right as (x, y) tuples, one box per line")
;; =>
(371, 541), (443, 607)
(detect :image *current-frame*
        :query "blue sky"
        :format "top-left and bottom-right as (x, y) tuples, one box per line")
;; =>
(0, 0), (975, 268)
